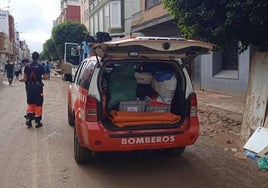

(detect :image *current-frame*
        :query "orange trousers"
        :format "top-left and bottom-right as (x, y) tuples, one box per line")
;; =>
(27, 104), (42, 117)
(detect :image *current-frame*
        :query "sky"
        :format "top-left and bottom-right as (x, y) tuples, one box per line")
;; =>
(0, 0), (60, 53)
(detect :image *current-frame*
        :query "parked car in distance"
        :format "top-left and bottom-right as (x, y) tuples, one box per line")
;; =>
(67, 36), (212, 163)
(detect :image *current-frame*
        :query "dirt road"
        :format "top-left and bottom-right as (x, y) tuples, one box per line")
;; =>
(0, 72), (267, 188)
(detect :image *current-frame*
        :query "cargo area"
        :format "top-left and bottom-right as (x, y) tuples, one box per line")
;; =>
(100, 60), (188, 130)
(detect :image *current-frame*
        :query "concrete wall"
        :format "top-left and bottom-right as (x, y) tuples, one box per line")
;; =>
(241, 52), (268, 140)
(195, 49), (250, 96)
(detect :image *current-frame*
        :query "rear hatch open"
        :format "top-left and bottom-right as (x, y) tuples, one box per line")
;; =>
(91, 36), (212, 60)
(91, 37), (212, 130)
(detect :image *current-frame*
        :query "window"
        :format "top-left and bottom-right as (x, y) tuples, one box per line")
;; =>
(104, 4), (110, 32)
(94, 13), (98, 34)
(93, 0), (98, 7)
(86, 9), (89, 21)
(110, 1), (121, 28)
(73, 60), (87, 85)
(212, 41), (239, 79)
(90, 4), (93, 11)
(222, 42), (238, 70)
(64, 43), (80, 66)
(80, 60), (96, 89)
(145, 0), (161, 10)
(99, 9), (104, 31)
(90, 17), (94, 35)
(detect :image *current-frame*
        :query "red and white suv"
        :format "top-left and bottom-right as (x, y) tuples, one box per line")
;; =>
(67, 36), (212, 163)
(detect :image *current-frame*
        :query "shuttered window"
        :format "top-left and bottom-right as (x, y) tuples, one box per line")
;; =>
(222, 41), (238, 70)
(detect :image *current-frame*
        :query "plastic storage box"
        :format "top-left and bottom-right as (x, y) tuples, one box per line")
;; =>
(119, 101), (145, 112)
(146, 105), (170, 112)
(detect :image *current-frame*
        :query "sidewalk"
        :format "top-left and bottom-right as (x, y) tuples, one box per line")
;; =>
(0, 72), (4, 87)
(196, 90), (245, 115)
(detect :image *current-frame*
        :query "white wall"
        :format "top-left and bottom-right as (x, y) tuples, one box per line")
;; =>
(198, 50), (250, 96)
(0, 10), (9, 37)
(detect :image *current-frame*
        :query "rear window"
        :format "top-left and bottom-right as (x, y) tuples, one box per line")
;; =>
(100, 59), (186, 104)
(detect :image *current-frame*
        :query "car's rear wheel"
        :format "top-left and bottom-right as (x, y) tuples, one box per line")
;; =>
(67, 104), (75, 126)
(164, 146), (185, 157)
(74, 127), (94, 163)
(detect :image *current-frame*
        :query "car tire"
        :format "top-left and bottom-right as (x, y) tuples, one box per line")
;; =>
(67, 104), (75, 126)
(164, 146), (185, 157)
(74, 127), (94, 163)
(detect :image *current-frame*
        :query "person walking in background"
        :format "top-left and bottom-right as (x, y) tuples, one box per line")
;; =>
(4, 60), (14, 85)
(21, 58), (30, 67)
(18, 61), (23, 75)
(14, 62), (21, 79)
(45, 62), (51, 80)
(21, 59), (30, 90)
(19, 52), (48, 128)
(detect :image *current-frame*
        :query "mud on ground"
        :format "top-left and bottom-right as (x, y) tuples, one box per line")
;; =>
(198, 103), (245, 157)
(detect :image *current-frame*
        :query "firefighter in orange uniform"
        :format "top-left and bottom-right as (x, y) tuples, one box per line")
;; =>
(19, 52), (48, 128)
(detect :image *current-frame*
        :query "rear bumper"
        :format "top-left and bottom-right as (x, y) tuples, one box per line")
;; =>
(77, 118), (199, 152)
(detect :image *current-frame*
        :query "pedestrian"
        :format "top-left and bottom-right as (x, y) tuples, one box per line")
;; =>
(45, 62), (51, 80)
(21, 59), (30, 90)
(19, 52), (48, 128)
(4, 60), (14, 85)
(14, 62), (20, 79)
(18, 61), (23, 75)
(22, 58), (29, 66)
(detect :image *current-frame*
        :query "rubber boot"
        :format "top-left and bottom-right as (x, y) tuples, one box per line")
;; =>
(35, 116), (43, 128)
(25, 113), (34, 128)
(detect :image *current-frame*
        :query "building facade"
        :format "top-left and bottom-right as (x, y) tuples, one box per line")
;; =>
(194, 43), (251, 95)
(59, 0), (250, 95)
(0, 10), (22, 70)
(80, 0), (92, 29)
(85, 0), (139, 37)
(130, 0), (249, 96)
(131, 0), (179, 37)
(58, 0), (81, 24)
(0, 10), (12, 69)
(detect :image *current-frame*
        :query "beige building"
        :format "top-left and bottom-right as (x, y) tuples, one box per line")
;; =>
(0, 10), (26, 69)
(131, 0), (179, 37)
(57, 0), (82, 24)
(80, 0), (93, 29)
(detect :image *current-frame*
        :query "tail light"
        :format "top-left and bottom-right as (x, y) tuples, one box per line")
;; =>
(85, 95), (97, 121)
(189, 93), (198, 117)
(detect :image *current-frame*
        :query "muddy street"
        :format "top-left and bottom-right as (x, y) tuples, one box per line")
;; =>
(0, 72), (267, 188)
